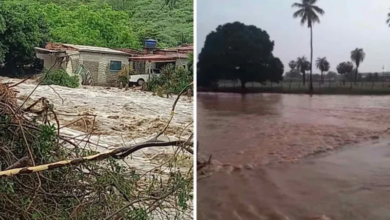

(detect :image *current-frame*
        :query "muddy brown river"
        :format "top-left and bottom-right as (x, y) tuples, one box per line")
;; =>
(197, 93), (390, 220)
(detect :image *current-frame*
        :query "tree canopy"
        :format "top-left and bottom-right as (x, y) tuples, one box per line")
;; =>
(0, 1), (49, 72)
(337, 61), (354, 82)
(197, 22), (284, 89)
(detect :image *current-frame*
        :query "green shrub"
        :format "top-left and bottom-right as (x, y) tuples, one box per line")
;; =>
(148, 63), (193, 95)
(41, 69), (79, 88)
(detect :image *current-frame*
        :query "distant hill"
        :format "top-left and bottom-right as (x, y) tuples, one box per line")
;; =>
(3, 0), (193, 48)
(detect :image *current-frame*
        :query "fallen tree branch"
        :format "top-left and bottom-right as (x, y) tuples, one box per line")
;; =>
(153, 82), (193, 140)
(0, 140), (193, 177)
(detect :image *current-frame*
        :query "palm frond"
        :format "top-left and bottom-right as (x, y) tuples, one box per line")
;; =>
(312, 5), (325, 15)
(296, 56), (307, 69)
(310, 12), (321, 25)
(351, 48), (364, 67)
(323, 61), (330, 71)
(315, 57), (322, 69)
(301, 14), (308, 26)
(351, 48), (365, 63)
(292, 3), (304, 8)
(360, 50), (366, 61)
(315, 57), (328, 71)
(293, 9), (305, 18)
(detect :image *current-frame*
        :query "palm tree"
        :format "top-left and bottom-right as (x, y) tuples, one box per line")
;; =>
(337, 62), (346, 85)
(323, 61), (330, 80)
(289, 60), (297, 71)
(304, 61), (311, 83)
(296, 56), (308, 85)
(292, 0), (325, 93)
(288, 60), (297, 87)
(350, 48), (365, 85)
(316, 57), (330, 84)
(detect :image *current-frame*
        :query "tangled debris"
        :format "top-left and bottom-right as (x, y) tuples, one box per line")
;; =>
(0, 77), (193, 219)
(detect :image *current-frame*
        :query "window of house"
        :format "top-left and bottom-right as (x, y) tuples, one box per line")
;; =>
(110, 61), (122, 72)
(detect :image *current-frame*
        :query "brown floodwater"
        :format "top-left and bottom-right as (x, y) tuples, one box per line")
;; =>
(197, 93), (390, 220)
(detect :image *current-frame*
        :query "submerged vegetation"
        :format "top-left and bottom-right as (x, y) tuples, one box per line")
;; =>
(41, 69), (80, 88)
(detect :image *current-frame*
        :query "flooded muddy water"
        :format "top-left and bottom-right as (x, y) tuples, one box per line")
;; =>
(197, 93), (390, 220)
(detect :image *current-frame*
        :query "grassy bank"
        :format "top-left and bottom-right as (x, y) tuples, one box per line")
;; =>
(198, 81), (390, 95)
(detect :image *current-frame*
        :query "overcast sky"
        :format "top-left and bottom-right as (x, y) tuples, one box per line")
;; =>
(197, 0), (390, 73)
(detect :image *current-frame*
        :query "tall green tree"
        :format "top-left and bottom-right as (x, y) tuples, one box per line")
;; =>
(197, 22), (283, 89)
(315, 57), (330, 84)
(350, 48), (365, 85)
(0, 1), (49, 73)
(292, 0), (324, 93)
(296, 56), (309, 85)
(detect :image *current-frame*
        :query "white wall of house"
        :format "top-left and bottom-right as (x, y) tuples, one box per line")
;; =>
(65, 51), (81, 76)
(36, 53), (67, 71)
(78, 51), (130, 85)
(36, 49), (131, 86)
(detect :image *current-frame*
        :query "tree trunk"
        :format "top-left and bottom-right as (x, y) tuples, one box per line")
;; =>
(350, 77), (353, 89)
(241, 81), (246, 90)
(321, 71), (323, 84)
(309, 27), (313, 93)
(355, 66), (359, 85)
(382, 72), (385, 88)
(302, 70), (306, 85)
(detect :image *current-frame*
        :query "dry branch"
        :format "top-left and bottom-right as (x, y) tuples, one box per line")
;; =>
(0, 140), (192, 177)
(0, 68), (194, 219)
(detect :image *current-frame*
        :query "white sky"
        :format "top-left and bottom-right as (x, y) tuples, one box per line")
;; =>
(197, 0), (390, 73)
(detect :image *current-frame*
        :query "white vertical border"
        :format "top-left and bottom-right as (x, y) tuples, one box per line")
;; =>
(193, 0), (197, 218)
